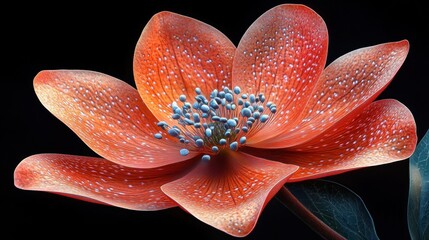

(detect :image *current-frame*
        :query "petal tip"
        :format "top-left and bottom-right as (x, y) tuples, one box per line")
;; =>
(14, 158), (36, 190)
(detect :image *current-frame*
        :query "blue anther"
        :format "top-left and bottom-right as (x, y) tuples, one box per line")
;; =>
(179, 138), (185, 143)
(212, 116), (220, 121)
(202, 113), (209, 118)
(260, 94), (266, 103)
(179, 95), (186, 102)
(247, 105), (254, 112)
(174, 108), (182, 115)
(225, 129), (231, 137)
(227, 119), (237, 128)
(226, 104), (232, 110)
(219, 139), (227, 145)
(244, 101), (251, 107)
(172, 101), (178, 109)
(241, 94), (248, 99)
(253, 112), (261, 119)
(184, 102), (192, 109)
(221, 98), (226, 106)
(210, 99), (219, 109)
(168, 128), (180, 137)
(223, 87), (230, 93)
(219, 91), (226, 98)
(241, 108), (252, 117)
(192, 136), (200, 141)
(260, 114), (269, 123)
(193, 113), (200, 123)
(195, 139), (204, 148)
(230, 141), (238, 151)
(249, 94), (256, 103)
(194, 123), (202, 128)
(154, 133), (162, 139)
(258, 106), (264, 112)
(220, 117), (228, 123)
(247, 121), (253, 126)
(234, 128), (240, 134)
(184, 118), (194, 125)
(211, 89), (218, 98)
(233, 86), (241, 94)
(238, 99), (244, 105)
(233, 117), (239, 122)
(195, 87), (202, 94)
(203, 123), (208, 129)
(214, 97), (222, 104)
(180, 149), (189, 156)
(240, 136), (247, 144)
(212, 146), (219, 153)
(184, 113), (191, 119)
(231, 104), (237, 110)
(205, 128), (212, 137)
(157, 121), (168, 129)
(201, 155), (211, 161)
(200, 104), (210, 113)
(242, 126), (248, 132)
(248, 117), (255, 123)
(266, 101), (273, 108)
(270, 107), (277, 114)
(192, 102), (200, 109)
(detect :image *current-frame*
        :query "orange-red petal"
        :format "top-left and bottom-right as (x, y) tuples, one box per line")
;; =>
(251, 40), (409, 148)
(161, 151), (298, 237)
(14, 154), (198, 210)
(232, 4), (328, 143)
(133, 11), (235, 125)
(34, 70), (199, 168)
(243, 99), (417, 181)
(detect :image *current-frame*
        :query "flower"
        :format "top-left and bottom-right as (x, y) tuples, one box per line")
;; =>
(15, 3), (417, 237)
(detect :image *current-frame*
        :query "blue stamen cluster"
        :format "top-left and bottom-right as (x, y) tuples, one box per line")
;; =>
(153, 86), (276, 161)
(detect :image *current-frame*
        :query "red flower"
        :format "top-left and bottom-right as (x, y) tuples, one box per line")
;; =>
(15, 4), (417, 237)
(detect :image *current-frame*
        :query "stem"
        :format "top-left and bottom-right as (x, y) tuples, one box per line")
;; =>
(277, 186), (346, 240)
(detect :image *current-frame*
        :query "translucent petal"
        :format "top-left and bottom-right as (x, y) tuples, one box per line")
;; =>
(14, 154), (198, 210)
(134, 11), (235, 125)
(34, 70), (199, 168)
(251, 40), (409, 148)
(232, 4), (328, 143)
(243, 99), (417, 181)
(162, 151), (298, 237)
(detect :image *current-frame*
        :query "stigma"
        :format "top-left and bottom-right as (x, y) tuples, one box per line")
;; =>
(153, 86), (277, 160)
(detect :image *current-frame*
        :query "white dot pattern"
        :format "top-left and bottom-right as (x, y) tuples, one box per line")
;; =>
(34, 70), (198, 168)
(232, 5), (328, 142)
(134, 11), (235, 126)
(15, 154), (196, 210)
(243, 99), (416, 181)
(256, 40), (409, 148)
(162, 151), (298, 237)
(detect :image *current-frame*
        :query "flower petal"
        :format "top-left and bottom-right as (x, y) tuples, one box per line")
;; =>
(244, 99), (417, 181)
(14, 154), (197, 210)
(134, 11), (235, 125)
(161, 151), (298, 237)
(14, 154), (194, 210)
(232, 4), (328, 143)
(34, 70), (199, 168)
(251, 40), (410, 148)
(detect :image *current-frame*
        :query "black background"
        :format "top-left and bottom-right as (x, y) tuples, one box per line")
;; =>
(3, 0), (428, 239)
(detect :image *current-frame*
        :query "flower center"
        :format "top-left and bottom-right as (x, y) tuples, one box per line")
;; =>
(154, 86), (277, 161)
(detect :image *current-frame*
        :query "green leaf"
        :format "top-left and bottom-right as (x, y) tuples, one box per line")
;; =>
(287, 180), (379, 240)
(408, 129), (429, 240)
